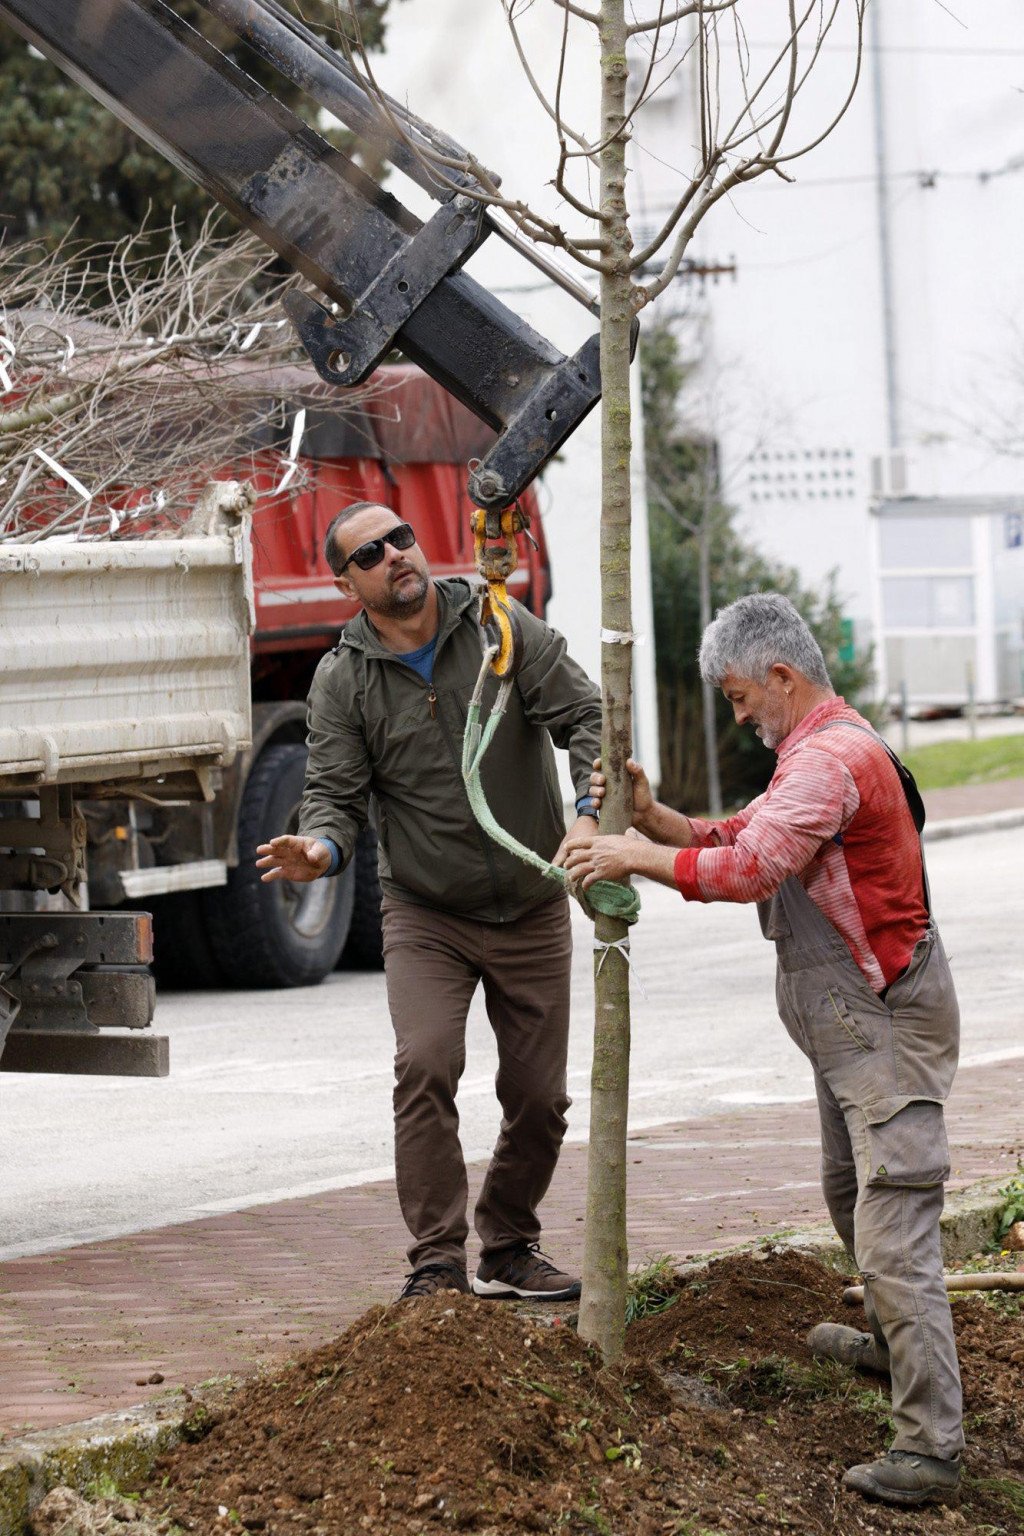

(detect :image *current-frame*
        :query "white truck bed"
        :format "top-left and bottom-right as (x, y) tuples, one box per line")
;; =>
(0, 530), (253, 791)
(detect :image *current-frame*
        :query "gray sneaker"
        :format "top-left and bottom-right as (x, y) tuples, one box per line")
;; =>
(843, 1450), (961, 1506)
(398, 1262), (470, 1300)
(473, 1243), (581, 1300)
(807, 1322), (891, 1375)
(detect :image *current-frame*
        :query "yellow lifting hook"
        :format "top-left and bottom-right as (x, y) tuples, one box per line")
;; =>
(471, 504), (530, 680)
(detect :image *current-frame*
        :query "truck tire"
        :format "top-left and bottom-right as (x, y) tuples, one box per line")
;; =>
(205, 743), (354, 988)
(339, 823), (384, 970)
(148, 891), (225, 992)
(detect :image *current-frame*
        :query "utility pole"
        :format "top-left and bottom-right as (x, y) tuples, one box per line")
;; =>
(698, 457), (723, 817)
(869, 6), (900, 455)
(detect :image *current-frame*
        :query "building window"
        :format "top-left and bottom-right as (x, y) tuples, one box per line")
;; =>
(879, 515), (971, 569)
(745, 445), (857, 503)
(882, 574), (975, 629)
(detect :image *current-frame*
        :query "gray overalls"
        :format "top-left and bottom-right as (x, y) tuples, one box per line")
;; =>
(758, 723), (964, 1459)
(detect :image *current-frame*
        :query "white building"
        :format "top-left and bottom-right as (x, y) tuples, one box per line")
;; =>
(872, 496), (1024, 705)
(630, 2), (1024, 707)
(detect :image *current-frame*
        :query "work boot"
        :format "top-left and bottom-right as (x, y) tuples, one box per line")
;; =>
(397, 1262), (470, 1300)
(473, 1242), (581, 1301)
(843, 1450), (962, 1506)
(807, 1322), (891, 1375)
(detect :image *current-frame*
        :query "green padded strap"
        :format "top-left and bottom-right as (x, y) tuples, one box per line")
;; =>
(461, 652), (640, 927)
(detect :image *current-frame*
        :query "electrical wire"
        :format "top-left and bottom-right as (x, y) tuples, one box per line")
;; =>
(631, 141), (1024, 195)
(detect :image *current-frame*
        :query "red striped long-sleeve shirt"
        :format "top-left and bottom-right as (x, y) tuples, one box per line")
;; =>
(673, 697), (927, 992)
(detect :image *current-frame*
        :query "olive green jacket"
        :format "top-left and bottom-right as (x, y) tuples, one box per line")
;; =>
(298, 578), (602, 923)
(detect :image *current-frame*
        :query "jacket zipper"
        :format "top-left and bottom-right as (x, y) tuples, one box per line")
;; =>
(427, 686), (437, 719)
(436, 685), (506, 922)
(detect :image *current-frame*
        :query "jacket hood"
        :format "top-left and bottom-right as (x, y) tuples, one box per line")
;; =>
(338, 577), (478, 660)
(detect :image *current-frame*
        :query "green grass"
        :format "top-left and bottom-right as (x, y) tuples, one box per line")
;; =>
(718, 1353), (897, 1435)
(568, 1501), (613, 1534)
(969, 1475), (1024, 1520)
(995, 1164), (1024, 1240)
(902, 733), (1024, 790)
(85, 1471), (136, 1502)
(625, 1254), (680, 1326)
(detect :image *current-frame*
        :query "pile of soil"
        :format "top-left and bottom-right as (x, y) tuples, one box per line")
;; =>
(125, 1249), (1023, 1536)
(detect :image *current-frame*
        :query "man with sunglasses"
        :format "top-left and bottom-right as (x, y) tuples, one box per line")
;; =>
(256, 501), (603, 1303)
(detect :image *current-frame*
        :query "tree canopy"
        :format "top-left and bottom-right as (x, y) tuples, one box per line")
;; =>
(0, 2), (391, 249)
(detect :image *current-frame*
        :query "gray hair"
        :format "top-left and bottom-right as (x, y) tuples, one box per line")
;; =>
(698, 592), (832, 688)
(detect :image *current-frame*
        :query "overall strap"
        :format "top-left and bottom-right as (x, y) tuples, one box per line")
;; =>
(810, 720), (931, 912)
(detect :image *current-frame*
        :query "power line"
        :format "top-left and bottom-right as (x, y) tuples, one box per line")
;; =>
(744, 41), (1024, 57)
(632, 150), (1024, 195)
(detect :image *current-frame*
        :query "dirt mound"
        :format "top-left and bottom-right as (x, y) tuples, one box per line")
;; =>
(629, 1246), (839, 1366)
(131, 1249), (1024, 1536)
(146, 1296), (644, 1534)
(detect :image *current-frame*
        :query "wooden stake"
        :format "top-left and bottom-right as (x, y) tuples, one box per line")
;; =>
(843, 1273), (1024, 1305)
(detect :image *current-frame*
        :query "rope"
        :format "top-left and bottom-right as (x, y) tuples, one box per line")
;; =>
(461, 649), (641, 927)
(593, 935), (648, 998)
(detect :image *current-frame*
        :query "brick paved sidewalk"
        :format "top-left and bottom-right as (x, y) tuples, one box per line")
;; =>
(1, 1056), (1020, 1440)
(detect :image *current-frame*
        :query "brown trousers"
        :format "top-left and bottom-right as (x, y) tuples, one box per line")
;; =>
(380, 894), (573, 1270)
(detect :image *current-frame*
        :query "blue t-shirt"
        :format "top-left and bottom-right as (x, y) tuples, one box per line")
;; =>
(395, 635), (437, 683)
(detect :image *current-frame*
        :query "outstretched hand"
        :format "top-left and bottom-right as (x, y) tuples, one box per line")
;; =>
(256, 835), (331, 883)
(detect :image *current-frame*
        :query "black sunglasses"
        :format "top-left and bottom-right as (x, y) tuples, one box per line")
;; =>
(338, 521), (416, 574)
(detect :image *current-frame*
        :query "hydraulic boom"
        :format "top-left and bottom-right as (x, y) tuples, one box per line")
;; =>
(0, 0), (608, 508)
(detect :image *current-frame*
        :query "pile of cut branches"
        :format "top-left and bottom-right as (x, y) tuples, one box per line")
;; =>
(0, 217), (382, 541)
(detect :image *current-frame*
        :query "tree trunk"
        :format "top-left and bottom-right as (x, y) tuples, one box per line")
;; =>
(577, 0), (634, 1367)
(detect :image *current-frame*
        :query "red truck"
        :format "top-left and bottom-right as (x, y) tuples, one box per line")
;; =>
(102, 361), (550, 993)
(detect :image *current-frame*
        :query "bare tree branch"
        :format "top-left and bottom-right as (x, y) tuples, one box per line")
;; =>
(630, 0), (865, 287)
(315, 3), (866, 313)
(549, 0), (600, 25)
(502, 0), (596, 158)
(626, 0), (739, 38)
(0, 218), (390, 541)
(713, 0), (841, 160)
(624, 14), (702, 121)
(332, 1), (609, 264)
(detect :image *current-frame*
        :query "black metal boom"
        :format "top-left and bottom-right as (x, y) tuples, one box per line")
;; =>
(0, 0), (605, 508)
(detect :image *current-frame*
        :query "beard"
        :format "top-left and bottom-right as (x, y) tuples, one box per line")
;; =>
(754, 703), (788, 751)
(365, 567), (429, 620)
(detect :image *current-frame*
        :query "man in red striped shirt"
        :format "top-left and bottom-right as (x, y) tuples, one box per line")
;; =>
(565, 592), (963, 1508)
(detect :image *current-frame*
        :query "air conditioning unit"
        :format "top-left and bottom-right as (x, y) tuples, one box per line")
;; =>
(870, 451), (908, 500)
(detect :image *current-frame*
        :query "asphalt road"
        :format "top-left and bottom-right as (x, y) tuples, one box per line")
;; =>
(2, 825), (1022, 1261)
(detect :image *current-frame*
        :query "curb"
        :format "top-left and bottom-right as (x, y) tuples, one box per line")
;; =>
(0, 1182), (1008, 1536)
(0, 1395), (191, 1536)
(924, 807), (1024, 842)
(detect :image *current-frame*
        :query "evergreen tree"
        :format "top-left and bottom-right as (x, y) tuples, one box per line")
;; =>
(0, 3), (391, 249)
